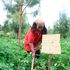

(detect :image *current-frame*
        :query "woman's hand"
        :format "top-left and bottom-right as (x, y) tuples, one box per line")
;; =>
(29, 43), (35, 53)
(34, 46), (40, 51)
(32, 52), (35, 58)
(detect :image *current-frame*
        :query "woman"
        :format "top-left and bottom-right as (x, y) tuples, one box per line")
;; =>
(24, 19), (47, 58)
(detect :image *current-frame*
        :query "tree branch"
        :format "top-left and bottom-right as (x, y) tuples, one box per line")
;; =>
(22, 0), (33, 13)
(2, 0), (7, 6)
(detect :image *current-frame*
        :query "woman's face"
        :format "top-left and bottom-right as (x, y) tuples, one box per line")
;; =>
(37, 24), (44, 32)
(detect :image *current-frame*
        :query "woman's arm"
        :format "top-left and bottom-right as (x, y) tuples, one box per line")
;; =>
(29, 43), (35, 57)
(29, 43), (35, 53)
(34, 41), (41, 51)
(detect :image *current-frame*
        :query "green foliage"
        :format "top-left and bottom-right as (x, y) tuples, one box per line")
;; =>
(51, 54), (70, 70)
(2, 20), (11, 33)
(0, 37), (30, 70)
(66, 19), (70, 37)
(0, 37), (70, 70)
(25, 0), (40, 7)
(1, 11), (30, 35)
(47, 27), (53, 34)
(1, 0), (40, 36)
(53, 12), (69, 38)
(61, 38), (70, 54)
(10, 13), (30, 35)
(2, 0), (40, 14)
(2, 0), (33, 35)
(0, 31), (4, 37)
(7, 32), (17, 39)
(0, 24), (2, 31)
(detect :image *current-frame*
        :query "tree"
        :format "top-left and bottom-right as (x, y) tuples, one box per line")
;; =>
(47, 26), (53, 34)
(2, 20), (11, 33)
(53, 12), (69, 38)
(0, 24), (2, 31)
(66, 18), (70, 37)
(2, 0), (40, 43)
(2, 0), (40, 15)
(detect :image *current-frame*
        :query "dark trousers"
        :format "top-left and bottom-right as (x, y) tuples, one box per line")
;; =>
(35, 50), (40, 59)
(27, 50), (40, 59)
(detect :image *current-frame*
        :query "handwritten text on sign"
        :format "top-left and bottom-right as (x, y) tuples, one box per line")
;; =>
(42, 34), (61, 54)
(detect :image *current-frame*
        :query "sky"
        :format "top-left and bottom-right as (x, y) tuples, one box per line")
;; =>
(0, 0), (70, 28)
(27, 0), (70, 28)
(0, 0), (7, 25)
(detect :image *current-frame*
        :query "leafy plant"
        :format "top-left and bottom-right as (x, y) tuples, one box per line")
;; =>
(0, 37), (70, 70)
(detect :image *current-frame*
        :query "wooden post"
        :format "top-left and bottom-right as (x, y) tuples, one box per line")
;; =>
(31, 56), (35, 70)
(18, 0), (23, 44)
(48, 54), (51, 70)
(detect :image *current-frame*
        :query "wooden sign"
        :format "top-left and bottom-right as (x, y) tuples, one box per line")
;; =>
(41, 34), (61, 54)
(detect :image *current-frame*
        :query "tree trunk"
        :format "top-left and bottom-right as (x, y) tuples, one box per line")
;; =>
(18, 0), (23, 44)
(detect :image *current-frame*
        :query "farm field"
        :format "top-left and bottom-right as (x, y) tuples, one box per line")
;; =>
(0, 37), (70, 70)
(0, 0), (70, 70)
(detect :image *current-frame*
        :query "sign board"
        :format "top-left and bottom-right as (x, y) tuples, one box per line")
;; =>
(41, 34), (61, 54)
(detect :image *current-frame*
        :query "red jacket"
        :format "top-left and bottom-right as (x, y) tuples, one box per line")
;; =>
(24, 29), (45, 52)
